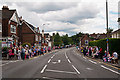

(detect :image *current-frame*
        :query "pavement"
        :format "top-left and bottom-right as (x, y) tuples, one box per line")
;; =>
(76, 49), (120, 69)
(1, 47), (120, 80)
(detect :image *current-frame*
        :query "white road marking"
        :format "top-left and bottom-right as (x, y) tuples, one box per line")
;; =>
(89, 60), (97, 64)
(42, 77), (60, 80)
(65, 52), (68, 59)
(83, 57), (86, 59)
(72, 65), (80, 74)
(58, 60), (61, 63)
(41, 65), (47, 73)
(67, 59), (71, 63)
(51, 55), (55, 59)
(86, 68), (93, 70)
(0, 62), (9, 66)
(46, 69), (77, 74)
(52, 60), (61, 64)
(48, 59), (51, 63)
(52, 62), (57, 64)
(101, 65), (120, 75)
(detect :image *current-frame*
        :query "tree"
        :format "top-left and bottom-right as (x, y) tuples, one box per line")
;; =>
(71, 32), (84, 45)
(62, 34), (69, 45)
(53, 33), (62, 46)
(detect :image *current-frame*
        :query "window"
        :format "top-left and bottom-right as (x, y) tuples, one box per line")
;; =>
(0, 23), (2, 32)
(85, 40), (88, 44)
(36, 35), (38, 41)
(11, 25), (16, 33)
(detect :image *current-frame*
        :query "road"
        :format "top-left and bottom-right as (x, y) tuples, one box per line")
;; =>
(1, 47), (120, 80)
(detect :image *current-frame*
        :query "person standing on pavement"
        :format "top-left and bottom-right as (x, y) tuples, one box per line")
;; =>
(111, 52), (118, 64)
(83, 47), (86, 56)
(17, 48), (21, 60)
(103, 50), (108, 62)
(99, 47), (103, 59)
(89, 46), (92, 57)
(21, 47), (25, 60)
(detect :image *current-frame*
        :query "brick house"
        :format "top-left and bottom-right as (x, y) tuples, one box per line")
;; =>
(18, 18), (41, 46)
(2, 6), (20, 47)
(80, 35), (92, 46)
(0, 10), (2, 41)
(90, 33), (106, 40)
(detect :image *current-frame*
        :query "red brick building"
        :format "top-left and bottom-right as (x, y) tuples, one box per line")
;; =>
(18, 18), (41, 46)
(0, 10), (2, 41)
(2, 6), (20, 46)
(90, 33), (106, 40)
(80, 35), (92, 46)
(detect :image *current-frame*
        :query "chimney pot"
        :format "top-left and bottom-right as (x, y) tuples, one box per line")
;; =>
(2, 6), (9, 10)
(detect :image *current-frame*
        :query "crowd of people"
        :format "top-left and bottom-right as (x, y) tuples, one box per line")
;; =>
(3, 45), (52, 60)
(77, 46), (119, 64)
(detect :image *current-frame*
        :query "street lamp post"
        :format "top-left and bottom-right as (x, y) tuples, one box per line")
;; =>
(106, 0), (109, 54)
(41, 23), (50, 48)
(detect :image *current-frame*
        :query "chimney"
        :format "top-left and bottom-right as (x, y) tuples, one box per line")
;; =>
(19, 16), (22, 20)
(2, 6), (9, 10)
(53, 33), (55, 36)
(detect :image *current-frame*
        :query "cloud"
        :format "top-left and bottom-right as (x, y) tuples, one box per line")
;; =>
(1, 0), (119, 36)
(7, 2), (78, 13)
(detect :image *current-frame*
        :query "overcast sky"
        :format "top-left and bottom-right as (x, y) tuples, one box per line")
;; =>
(0, 0), (119, 36)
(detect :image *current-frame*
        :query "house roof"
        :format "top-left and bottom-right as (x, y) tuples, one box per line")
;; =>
(80, 35), (89, 40)
(112, 29), (120, 34)
(26, 22), (35, 30)
(23, 20), (36, 33)
(2, 10), (16, 20)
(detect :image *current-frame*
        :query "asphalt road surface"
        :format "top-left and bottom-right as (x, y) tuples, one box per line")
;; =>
(1, 47), (120, 80)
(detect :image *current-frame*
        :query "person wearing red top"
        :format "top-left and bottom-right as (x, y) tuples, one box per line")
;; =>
(9, 48), (13, 59)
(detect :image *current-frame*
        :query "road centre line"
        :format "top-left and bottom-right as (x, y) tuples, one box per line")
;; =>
(67, 59), (71, 63)
(41, 65), (47, 73)
(48, 59), (51, 63)
(101, 65), (120, 75)
(89, 60), (97, 64)
(46, 69), (77, 74)
(51, 55), (55, 59)
(65, 52), (68, 59)
(72, 65), (80, 74)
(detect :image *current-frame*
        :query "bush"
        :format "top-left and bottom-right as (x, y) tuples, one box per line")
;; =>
(22, 42), (31, 48)
(89, 38), (120, 56)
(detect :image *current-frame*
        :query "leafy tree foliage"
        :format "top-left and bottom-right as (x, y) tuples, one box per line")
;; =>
(53, 33), (62, 46)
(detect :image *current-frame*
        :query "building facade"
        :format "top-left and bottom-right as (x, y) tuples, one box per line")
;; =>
(80, 35), (92, 46)
(0, 10), (2, 41)
(111, 29), (120, 38)
(18, 18), (41, 46)
(2, 6), (20, 47)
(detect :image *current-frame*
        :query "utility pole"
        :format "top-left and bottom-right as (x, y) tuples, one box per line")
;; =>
(106, 0), (109, 54)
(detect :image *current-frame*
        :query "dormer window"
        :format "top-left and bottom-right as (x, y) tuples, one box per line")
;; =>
(11, 24), (16, 33)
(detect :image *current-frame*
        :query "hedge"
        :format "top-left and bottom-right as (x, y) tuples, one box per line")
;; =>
(22, 42), (31, 48)
(89, 38), (120, 56)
